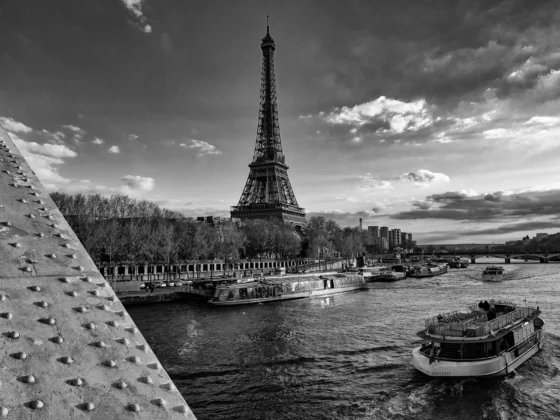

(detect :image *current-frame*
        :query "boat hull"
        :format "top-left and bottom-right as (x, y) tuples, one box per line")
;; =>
(412, 329), (546, 378)
(482, 274), (505, 282)
(209, 283), (366, 306)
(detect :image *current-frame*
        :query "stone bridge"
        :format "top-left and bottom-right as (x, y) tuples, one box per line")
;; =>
(0, 126), (196, 418)
(408, 251), (560, 263)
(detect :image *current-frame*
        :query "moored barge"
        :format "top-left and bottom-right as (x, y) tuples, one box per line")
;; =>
(412, 300), (546, 377)
(209, 273), (366, 306)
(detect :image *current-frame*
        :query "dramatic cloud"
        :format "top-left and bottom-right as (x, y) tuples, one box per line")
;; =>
(120, 0), (152, 33)
(92, 137), (104, 145)
(399, 169), (450, 187)
(324, 96), (433, 137)
(15, 141), (77, 159)
(183, 139), (222, 156)
(0, 116), (32, 133)
(358, 174), (394, 191)
(62, 124), (86, 143)
(108, 145), (120, 154)
(121, 175), (154, 191)
(392, 189), (560, 221)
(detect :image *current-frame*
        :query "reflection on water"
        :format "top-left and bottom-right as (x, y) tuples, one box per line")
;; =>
(128, 262), (560, 420)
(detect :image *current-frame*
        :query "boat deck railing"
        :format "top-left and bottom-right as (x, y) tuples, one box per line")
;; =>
(425, 305), (536, 337)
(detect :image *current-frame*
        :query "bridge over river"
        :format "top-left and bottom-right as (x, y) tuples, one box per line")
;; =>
(0, 126), (196, 418)
(407, 251), (560, 263)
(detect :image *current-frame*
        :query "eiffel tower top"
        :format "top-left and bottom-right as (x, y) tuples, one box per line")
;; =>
(252, 18), (285, 166)
(261, 16), (275, 49)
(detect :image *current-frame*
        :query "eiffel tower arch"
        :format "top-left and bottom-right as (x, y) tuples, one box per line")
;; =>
(230, 22), (306, 229)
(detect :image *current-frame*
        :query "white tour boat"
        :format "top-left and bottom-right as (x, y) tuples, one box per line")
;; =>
(482, 265), (506, 282)
(412, 300), (546, 378)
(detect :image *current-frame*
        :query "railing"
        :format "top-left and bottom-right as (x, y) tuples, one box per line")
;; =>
(425, 306), (536, 338)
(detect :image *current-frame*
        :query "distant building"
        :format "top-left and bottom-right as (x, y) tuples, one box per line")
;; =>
(368, 226), (379, 237)
(389, 228), (401, 249)
(380, 226), (389, 240)
(196, 216), (226, 225)
(407, 233), (412, 243)
(535, 233), (549, 240)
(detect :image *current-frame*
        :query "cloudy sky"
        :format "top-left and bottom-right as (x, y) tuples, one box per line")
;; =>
(1, 0), (560, 244)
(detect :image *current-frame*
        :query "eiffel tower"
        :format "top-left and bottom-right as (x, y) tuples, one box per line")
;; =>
(230, 20), (307, 228)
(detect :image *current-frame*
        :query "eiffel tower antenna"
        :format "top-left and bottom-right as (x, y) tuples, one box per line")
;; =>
(230, 22), (306, 228)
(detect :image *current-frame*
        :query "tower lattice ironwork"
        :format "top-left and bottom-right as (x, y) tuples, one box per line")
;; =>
(231, 22), (306, 227)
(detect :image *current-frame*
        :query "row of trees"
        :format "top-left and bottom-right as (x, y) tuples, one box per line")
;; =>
(49, 192), (386, 277)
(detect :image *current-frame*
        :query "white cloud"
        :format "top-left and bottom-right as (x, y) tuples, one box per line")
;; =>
(63, 124), (85, 135)
(358, 173), (394, 190)
(11, 133), (76, 189)
(120, 0), (152, 33)
(41, 129), (66, 145)
(399, 169), (450, 187)
(0, 117), (32, 133)
(15, 140), (77, 159)
(92, 137), (104, 145)
(108, 145), (120, 154)
(121, 175), (154, 192)
(187, 139), (222, 156)
(524, 116), (560, 126)
(324, 96), (433, 134)
(483, 128), (508, 139)
(128, 134), (139, 141)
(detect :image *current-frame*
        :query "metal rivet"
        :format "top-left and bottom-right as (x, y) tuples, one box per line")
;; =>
(61, 243), (70, 248)
(69, 378), (83, 387)
(31, 192), (38, 196)
(30, 400), (44, 409)
(98, 282), (107, 288)
(19, 199), (28, 203)
(115, 381), (127, 389)
(174, 405), (189, 414)
(103, 360), (116, 368)
(2, 312), (13, 320)
(82, 402), (94, 411)
(68, 254), (77, 259)
(37, 301), (49, 308)
(0, 295), (4, 302)
(36, 199), (44, 204)
(82, 276), (92, 282)
(38, 207), (46, 211)
(60, 356), (73, 364)
(67, 291), (78, 297)
(126, 327), (138, 335)
(115, 310), (126, 317)
(76, 265), (85, 272)
(75, 306), (88, 313)
(137, 344), (148, 352)
(140, 375), (153, 385)
(147, 362), (160, 370)
(60, 277), (70, 283)
(153, 397), (166, 407)
(84, 323), (95, 330)
(23, 266), (32, 272)
(161, 382), (175, 391)
(36, 232), (45, 238)
(2, 222), (11, 226)
(30, 286), (41, 292)
(126, 404), (140, 412)
(54, 233), (63, 238)
(127, 356), (141, 365)
(14, 351), (27, 360)
(47, 253), (56, 259)
(12, 242), (21, 248)
(22, 375), (36, 384)
(107, 320), (119, 327)
(8, 331), (20, 339)
(108, 296), (117, 302)
(95, 341), (106, 348)
(90, 290), (100, 296)
(45, 215), (53, 220)
(98, 304), (109, 311)
(52, 336), (64, 344)
(41, 317), (56, 325)
(27, 214), (35, 219)
(116, 338), (130, 346)
(48, 223), (56, 228)
(0, 407), (8, 416)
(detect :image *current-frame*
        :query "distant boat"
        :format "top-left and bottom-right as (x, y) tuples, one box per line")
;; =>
(449, 257), (469, 268)
(409, 263), (448, 278)
(482, 266), (506, 282)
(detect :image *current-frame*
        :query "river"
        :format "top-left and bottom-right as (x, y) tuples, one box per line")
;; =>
(127, 260), (560, 420)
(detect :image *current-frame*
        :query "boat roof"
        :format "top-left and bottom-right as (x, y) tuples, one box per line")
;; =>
(416, 327), (512, 343)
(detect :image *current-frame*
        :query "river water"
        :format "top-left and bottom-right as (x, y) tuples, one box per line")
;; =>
(128, 260), (560, 420)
